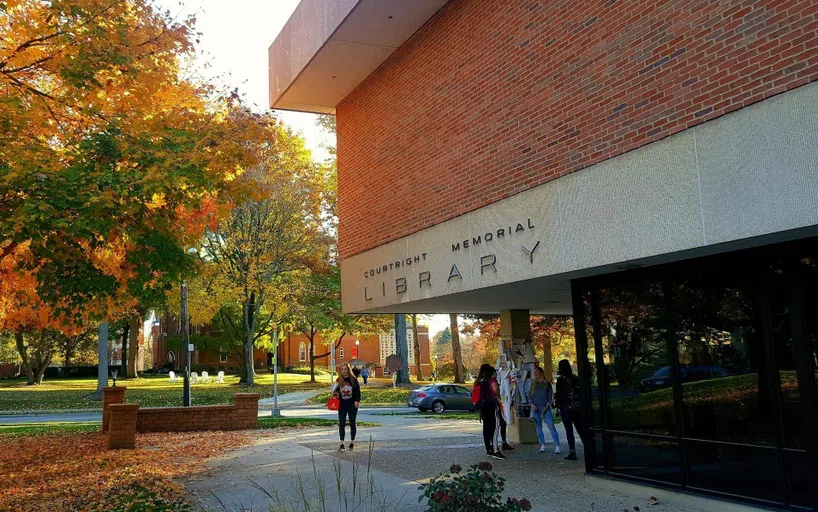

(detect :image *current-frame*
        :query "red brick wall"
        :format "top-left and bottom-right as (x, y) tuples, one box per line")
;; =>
(337, 0), (818, 258)
(280, 328), (433, 376)
(107, 393), (260, 447)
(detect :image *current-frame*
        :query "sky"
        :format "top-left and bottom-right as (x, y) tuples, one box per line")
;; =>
(152, 0), (452, 338)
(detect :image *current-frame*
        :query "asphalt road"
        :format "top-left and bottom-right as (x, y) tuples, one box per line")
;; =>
(0, 405), (427, 425)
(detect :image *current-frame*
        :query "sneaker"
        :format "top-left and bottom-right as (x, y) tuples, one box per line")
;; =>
(348, 442), (354, 451)
(501, 442), (515, 451)
(489, 451), (507, 460)
(555, 445), (561, 454)
(338, 443), (346, 452)
(539, 444), (547, 453)
(565, 451), (577, 460)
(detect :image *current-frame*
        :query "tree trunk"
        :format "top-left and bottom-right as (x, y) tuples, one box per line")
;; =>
(450, 314), (464, 383)
(243, 293), (256, 386)
(395, 314), (411, 385)
(88, 321), (109, 400)
(120, 321), (130, 377)
(15, 331), (52, 385)
(309, 335), (316, 383)
(411, 314), (422, 381)
(63, 343), (72, 369)
(127, 316), (139, 378)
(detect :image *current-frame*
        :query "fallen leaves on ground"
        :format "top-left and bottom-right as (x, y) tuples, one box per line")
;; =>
(0, 429), (252, 512)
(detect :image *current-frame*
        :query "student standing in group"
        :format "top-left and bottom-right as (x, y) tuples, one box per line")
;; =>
(360, 366), (369, 385)
(474, 364), (507, 460)
(554, 359), (583, 460)
(530, 366), (560, 454)
(332, 363), (361, 452)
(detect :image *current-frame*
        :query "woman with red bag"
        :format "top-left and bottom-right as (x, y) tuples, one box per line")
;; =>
(332, 363), (361, 452)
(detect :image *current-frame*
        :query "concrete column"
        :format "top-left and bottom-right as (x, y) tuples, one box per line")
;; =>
(499, 310), (538, 445)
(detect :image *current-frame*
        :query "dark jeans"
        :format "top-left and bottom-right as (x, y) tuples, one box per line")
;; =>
(498, 412), (507, 444)
(560, 407), (584, 452)
(479, 404), (497, 453)
(338, 403), (358, 442)
(362, 375), (368, 385)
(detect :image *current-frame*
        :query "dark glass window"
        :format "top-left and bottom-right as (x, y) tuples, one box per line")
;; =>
(673, 279), (773, 446)
(583, 291), (603, 429)
(787, 450), (818, 509)
(598, 283), (676, 435)
(686, 441), (782, 502)
(609, 434), (681, 484)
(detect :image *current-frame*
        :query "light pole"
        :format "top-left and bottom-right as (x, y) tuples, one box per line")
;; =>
(272, 329), (280, 417)
(181, 280), (191, 407)
(181, 247), (197, 407)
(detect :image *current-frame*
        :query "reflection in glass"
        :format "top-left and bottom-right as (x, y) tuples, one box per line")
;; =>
(583, 292), (602, 429)
(598, 284), (675, 435)
(609, 435), (680, 484)
(674, 281), (773, 446)
(687, 441), (781, 502)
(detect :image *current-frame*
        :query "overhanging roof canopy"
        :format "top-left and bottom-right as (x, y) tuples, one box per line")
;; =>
(268, 0), (449, 114)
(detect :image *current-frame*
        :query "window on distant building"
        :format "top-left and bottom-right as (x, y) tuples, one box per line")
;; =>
(339, 347), (344, 360)
(220, 347), (228, 363)
(299, 342), (306, 362)
(379, 329), (416, 365)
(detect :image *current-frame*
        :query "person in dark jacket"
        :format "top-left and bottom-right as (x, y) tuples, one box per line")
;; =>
(554, 359), (583, 460)
(474, 363), (507, 460)
(332, 362), (361, 452)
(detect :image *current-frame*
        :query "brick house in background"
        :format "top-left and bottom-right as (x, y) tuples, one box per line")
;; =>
(150, 312), (267, 372)
(151, 312), (432, 377)
(280, 325), (432, 378)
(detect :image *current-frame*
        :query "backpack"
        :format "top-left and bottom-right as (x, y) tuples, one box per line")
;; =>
(566, 375), (581, 412)
(471, 380), (491, 407)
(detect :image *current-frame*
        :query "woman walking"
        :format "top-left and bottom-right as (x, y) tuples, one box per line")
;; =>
(474, 364), (507, 460)
(332, 363), (361, 452)
(530, 366), (560, 454)
(555, 359), (583, 460)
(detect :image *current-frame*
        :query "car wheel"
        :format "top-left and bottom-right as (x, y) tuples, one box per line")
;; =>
(432, 401), (446, 414)
(418, 407), (428, 412)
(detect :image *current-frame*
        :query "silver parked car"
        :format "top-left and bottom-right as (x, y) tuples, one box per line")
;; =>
(407, 384), (476, 413)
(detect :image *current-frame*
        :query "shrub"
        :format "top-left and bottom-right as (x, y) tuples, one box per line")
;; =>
(419, 462), (531, 512)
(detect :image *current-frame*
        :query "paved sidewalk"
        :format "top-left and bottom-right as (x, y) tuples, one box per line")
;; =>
(187, 418), (719, 512)
(257, 389), (325, 409)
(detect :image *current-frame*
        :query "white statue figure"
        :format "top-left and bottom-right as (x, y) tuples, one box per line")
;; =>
(497, 356), (515, 425)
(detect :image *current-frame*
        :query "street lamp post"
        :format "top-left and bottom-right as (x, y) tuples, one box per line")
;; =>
(181, 280), (191, 407)
(272, 330), (280, 417)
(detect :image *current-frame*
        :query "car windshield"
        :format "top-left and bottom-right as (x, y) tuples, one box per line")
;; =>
(654, 367), (671, 377)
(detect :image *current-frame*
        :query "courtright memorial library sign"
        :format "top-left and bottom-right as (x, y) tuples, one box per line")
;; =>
(342, 213), (548, 313)
(362, 218), (537, 293)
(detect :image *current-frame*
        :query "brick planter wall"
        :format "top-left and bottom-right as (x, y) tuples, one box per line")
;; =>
(107, 403), (138, 449)
(102, 386), (126, 433)
(106, 393), (260, 449)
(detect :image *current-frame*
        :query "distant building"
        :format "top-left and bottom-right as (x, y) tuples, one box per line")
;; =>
(151, 312), (432, 377)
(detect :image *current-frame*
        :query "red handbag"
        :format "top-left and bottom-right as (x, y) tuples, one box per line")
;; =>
(327, 397), (340, 411)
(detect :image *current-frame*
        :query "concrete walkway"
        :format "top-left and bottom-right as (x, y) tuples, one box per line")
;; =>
(257, 389), (325, 409)
(185, 417), (727, 512)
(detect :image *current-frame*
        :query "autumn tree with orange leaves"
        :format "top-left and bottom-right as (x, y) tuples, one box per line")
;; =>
(0, 0), (280, 385)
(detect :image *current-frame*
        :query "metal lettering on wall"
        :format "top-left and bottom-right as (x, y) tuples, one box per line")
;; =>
(362, 218), (538, 301)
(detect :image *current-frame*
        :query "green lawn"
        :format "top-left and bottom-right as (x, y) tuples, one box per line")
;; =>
(0, 373), (327, 412)
(0, 417), (378, 438)
(0, 421), (100, 437)
(308, 387), (411, 406)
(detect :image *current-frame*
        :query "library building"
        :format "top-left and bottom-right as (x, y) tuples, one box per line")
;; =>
(269, 0), (818, 509)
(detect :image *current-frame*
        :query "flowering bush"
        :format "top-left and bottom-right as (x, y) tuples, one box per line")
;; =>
(419, 462), (532, 512)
